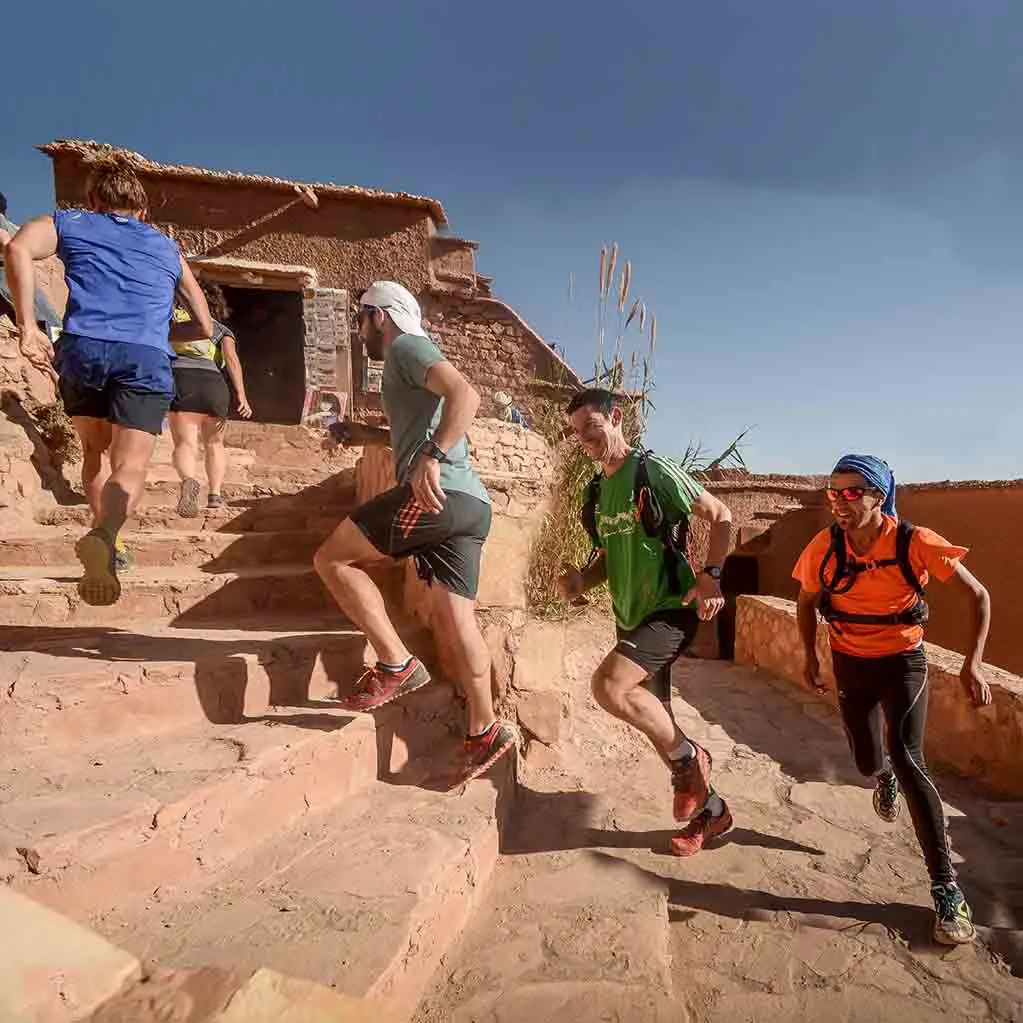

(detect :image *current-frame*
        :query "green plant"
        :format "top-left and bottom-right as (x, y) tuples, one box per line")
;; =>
(525, 244), (751, 616)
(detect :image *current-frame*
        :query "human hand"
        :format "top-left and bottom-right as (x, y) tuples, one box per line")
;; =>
(803, 650), (827, 695)
(960, 661), (992, 708)
(683, 573), (726, 622)
(410, 454), (445, 514)
(19, 325), (58, 383)
(557, 563), (585, 603)
(236, 395), (253, 419)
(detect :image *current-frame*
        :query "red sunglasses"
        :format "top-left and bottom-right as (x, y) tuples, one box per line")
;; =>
(825, 486), (876, 502)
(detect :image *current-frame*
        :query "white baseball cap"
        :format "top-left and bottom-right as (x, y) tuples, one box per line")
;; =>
(359, 280), (427, 338)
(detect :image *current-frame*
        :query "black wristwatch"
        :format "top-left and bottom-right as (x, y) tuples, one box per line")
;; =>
(421, 440), (450, 463)
(702, 565), (722, 581)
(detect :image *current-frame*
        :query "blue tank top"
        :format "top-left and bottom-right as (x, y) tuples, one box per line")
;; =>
(54, 209), (181, 352)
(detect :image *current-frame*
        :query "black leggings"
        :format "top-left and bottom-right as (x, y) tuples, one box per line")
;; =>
(832, 646), (953, 886)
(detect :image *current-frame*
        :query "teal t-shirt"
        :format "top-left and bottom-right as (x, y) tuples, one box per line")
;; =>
(381, 333), (489, 504)
(596, 451), (703, 631)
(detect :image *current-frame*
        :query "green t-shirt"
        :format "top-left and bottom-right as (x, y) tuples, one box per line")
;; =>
(596, 451), (703, 631)
(381, 332), (489, 504)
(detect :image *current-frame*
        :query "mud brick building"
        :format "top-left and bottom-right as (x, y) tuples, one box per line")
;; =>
(40, 140), (581, 424)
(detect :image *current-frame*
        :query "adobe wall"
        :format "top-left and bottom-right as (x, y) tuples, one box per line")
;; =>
(49, 154), (433, 296)
(735, 595), (1023, 797)
(704, 475), (1023, 675)
(422, 293), (579, 420)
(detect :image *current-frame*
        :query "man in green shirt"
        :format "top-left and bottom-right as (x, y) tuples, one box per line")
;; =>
(314, 281), (515, 786)
(558, 389), (734, 855)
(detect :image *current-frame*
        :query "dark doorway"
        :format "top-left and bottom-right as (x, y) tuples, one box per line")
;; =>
(718, 554), (760, 660)
(222, 286), (305, 424)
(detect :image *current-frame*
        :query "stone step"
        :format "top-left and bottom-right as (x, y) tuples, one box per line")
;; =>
(0, 562), (351, 626)
(37, 502), (343, 535)
(102, 767), (511, 1019)
(0, 527), (323, 569)
(0, 622), (370, 753)
(5, 709), (380, 923)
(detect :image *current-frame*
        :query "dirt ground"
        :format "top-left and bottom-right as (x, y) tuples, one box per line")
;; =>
(415, 616), (1023, 1023)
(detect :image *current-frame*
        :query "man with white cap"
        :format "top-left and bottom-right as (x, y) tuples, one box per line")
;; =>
(314, 281), (517, 784)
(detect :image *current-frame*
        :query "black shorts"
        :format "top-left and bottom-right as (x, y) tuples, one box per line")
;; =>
(615, 608), (700, 702)
(56, 336), (173, 436)
(171, 366), (231, 419)
(350, 484), (492, 600)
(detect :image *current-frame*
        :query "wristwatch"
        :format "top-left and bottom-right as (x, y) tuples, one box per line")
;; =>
(702, 565), (722, 581)
(421, 440), (449, 463)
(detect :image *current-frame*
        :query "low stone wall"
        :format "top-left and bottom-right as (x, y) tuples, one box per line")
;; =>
(735, 595), (1023, 797)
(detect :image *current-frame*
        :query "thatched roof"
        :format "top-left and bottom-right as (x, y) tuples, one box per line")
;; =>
(39, 139), (448, 225)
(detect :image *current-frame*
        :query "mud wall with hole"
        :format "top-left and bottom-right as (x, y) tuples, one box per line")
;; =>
(701, 476), (1023, 675)
(735, 594), (1023, 797)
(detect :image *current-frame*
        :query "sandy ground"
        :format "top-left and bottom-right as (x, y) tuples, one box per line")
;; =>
(415, 616), (1023, 1023)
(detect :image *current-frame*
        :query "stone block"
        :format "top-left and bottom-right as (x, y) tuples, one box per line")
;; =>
(476, 513), (536, 610)
(0, 887), (141, 1022)
(216, 968), (401, 1023)
(517, 689), (571, 745)
(513, 618), (566, 691)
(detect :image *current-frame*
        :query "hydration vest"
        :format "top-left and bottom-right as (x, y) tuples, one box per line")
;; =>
(580, 449), (691, 594)
(817, 519), (929, 628)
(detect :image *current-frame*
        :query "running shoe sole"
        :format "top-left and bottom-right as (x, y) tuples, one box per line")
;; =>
(75, 531), (121, 606)
(670, 809), (734, 858)
(872, 786), (901, 823)
(177, 478), (201, 518)
(450, 727), (518, 789)
(336, 663), (431, 712)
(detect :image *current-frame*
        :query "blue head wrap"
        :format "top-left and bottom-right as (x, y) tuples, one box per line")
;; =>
(832, 454), (897, 516)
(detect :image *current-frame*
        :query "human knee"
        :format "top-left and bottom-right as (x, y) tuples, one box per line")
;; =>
(591, 669), (625, 712)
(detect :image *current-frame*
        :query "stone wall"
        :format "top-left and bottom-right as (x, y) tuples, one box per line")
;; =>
(734, 594), (1023, 797)
(301, 287), (349, 393)
(422, 293), (580, 420)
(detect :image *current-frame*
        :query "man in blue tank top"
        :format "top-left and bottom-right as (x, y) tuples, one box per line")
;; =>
(5, 155), (212, 606)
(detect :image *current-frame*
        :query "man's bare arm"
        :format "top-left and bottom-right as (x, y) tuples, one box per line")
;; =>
(689, 488), (732, 567)
(5, 217), (58, 329)
(422, 360), (480, 451)
(947, 563), (993, 707)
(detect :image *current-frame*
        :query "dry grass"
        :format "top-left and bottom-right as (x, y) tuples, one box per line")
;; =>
(31, 399), (81, 465)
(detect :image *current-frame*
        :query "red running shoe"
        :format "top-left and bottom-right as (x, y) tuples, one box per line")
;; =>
(453, 721), (518, 787)
(336, 658), (430, 712)
(671, 743), (712, 821)
(670, 802), (734, 857)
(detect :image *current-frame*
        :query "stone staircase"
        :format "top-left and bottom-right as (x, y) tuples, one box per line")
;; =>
(0, 426), (513, 1021)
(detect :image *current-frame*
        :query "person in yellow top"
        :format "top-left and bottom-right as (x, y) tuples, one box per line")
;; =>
(169, 280), (251, 515)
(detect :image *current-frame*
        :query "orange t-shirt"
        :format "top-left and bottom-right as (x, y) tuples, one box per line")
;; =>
(792, 515), (967, 658)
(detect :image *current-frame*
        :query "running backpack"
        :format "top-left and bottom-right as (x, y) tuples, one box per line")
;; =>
(817, 519), (929, 627)
(580, 449), (691, 594)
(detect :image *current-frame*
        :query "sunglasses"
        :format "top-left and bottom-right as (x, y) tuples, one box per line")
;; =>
(825, 486), (879, 503)
(355, 305), (381, 324)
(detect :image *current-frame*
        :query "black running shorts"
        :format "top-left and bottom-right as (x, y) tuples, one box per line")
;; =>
(171, 366), (231, 419)
(350, 484), (492, 600)
(614, 607), (700, 702)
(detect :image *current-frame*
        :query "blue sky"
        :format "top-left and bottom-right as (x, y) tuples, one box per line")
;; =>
(3, 0), (1021, 481)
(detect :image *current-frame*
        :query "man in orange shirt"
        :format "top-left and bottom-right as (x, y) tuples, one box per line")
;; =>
(793, 454), (992, 946)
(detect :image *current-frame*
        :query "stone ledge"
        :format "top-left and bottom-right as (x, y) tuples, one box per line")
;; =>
(0, 886), (141, 1022)
(735, 595), (1023, 797)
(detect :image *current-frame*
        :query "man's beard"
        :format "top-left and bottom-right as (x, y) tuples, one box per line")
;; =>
(364, 329), (385, 361)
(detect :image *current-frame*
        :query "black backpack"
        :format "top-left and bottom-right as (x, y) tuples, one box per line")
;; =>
(580, 450), (691, 594)
(817, 519), (929, 628)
